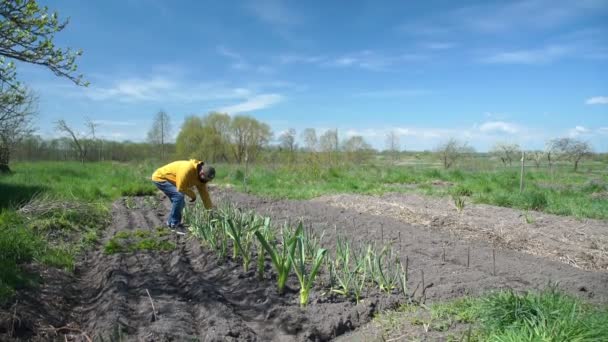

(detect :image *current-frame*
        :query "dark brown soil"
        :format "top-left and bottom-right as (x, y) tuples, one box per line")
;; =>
(0, 195), (400, 341)
(213, 189), (607, 304)
(2, 187), (607, 341)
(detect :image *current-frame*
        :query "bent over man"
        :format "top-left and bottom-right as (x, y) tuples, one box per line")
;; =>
(151, 159), (215, 233)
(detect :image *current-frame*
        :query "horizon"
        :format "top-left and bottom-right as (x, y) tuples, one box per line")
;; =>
(18, 0), (608, 152)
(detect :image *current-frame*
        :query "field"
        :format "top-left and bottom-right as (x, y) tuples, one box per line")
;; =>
(0, 160), (607, 341)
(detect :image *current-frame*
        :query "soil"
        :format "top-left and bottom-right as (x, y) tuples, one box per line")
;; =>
(1, 187), (607, 341)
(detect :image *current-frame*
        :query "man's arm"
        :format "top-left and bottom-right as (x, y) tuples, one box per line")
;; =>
(196, 184), (213, 209)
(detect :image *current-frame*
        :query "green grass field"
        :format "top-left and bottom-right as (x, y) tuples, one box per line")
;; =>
(214, 161), (608, 220)
(0, 161), (157, 301)
(375, 286), (608, 341)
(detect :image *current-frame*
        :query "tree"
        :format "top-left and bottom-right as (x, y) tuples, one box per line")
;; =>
(0, 0), (86, 87)
(0, 0), (85, 171)
(55, 119), (86, 163)
(491, 142), (521, 166)
(0, 85), (36, 172)
(230, 115), (271, 163)
(147, 110), (171, 160)
(385, 130), (400, 163)
(548, 137), (593, 171)
(435, 138), (473, 169)
(319, 129), (339, 164)
(301, 128), (318, 152)
(342, 135), (372, 163)
(279, 128), (296, 152)
(175, 112), (231, 162)
(526, 150), (545, 168)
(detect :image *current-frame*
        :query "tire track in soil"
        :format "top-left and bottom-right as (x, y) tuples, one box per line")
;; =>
(69, 195), (398, 341)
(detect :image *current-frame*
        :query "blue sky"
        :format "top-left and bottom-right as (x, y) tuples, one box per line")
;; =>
(18, 0), (608, 151)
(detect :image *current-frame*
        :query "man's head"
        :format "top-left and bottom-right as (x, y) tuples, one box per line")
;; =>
(199, 165), (215, 183)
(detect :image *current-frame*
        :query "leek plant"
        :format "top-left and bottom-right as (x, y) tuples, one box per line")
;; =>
(290, 225), (327, 306)
(255, 222), (300, 294)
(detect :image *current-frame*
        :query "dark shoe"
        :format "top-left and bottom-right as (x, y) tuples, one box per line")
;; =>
(168, 223), (187, 235)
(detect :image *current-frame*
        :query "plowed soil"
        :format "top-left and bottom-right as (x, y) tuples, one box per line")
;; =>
(1, 187), (606, 341)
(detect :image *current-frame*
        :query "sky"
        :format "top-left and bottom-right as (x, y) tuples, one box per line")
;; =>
(17, 0), (608, 152)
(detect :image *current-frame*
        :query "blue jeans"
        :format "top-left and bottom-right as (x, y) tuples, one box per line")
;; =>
(153, 181), (185, 226)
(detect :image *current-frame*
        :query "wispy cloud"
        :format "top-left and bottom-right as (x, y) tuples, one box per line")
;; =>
(355, 89), (429, 98)
(217, 46), (274, 73)
(598, 127), (608, 135)
(83, 75), (257, 103)
(245, 0), (300, 26)
(325, 50), (427, 71)
(92, 120), (137, 127)
(586, 96), (608, 105)
(481, 45), (570, 64)
(276, 50), (426, 71)
(568, 125), (592, 137)
(218, 94), (283, 114)
(479, 121), (520, 134)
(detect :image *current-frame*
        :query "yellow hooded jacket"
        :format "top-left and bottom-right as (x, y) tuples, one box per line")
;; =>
(151, 159), (213, 209)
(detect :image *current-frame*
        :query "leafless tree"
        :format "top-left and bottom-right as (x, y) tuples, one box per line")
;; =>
(343, 135), (373, 163)
(279, 128), (297, 152)
(319, 129), (339, 164)
(548, 137), (593, 171)
(435, 138), (473, 169)
(385, 130), (400, 163)
(147, 110), (171, 160)
(526, 150), (545, 168)
(55, 119), (86, 163)
(491, 142), (521, 166)
(301, 128), (318, 152)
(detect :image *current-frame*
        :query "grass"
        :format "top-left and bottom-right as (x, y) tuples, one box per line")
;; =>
(214, 161), (608, 220)
(0, 161), (157, 303)
(374, 286), (608, 341)
(104, 228), (175, 254)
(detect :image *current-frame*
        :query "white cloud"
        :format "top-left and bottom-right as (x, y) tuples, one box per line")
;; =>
(85, 77), (175, 101)
(479, 121), (519, 134)
(598, 127), (608, 135)
(569, 125), (592, 137)
(586, 96), (608, 105)
(92, 120), (137, 127)
(277, 54), (326, 64)
(217, 94), (283, 114)
(481, 45), (570, 64)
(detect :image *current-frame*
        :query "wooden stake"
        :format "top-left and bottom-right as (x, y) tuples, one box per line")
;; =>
(421, 269), (425, 292)
(442, 245), (446, 262)
(381, 223), (384, 244)
(492, 249), (496, 276)
(520, 151), (525, 193)
(467, 247), (470, 268)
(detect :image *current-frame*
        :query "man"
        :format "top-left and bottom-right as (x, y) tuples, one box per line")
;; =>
(151, 159), (215, 234)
